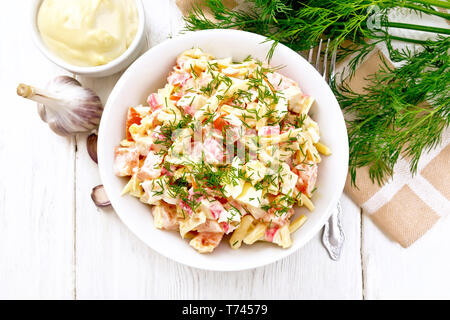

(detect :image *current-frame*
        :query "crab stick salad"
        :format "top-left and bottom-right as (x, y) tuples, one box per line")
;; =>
(113, 49), (331, 253)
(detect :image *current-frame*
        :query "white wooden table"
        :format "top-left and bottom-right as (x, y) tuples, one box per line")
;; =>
(1, 0), (449, 300)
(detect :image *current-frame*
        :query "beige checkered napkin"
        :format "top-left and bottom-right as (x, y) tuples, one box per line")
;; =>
(175, 1), (449, 247)
(344, 52), (450, 248)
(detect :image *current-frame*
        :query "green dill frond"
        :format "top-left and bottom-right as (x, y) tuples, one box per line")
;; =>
(333, 36), (450, 186)
(184, 0), (450, 186)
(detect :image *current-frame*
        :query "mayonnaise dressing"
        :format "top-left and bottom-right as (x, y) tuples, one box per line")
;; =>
(37, 0), (138, 67)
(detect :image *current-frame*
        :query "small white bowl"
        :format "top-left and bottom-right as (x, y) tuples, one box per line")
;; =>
(98, 30), (349, 271)
(31, 0), (146, 77)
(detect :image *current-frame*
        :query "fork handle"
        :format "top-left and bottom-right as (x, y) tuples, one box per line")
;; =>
(322, 201), (345, 261)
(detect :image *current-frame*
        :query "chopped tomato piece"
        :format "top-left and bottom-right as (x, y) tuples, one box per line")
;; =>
(213, 115), (229, 132)
(221, 97), (234, 105)
(217, 197), (228, 205)
(169, 94), (182, 101)
(126, 107), (142, 140)
(191, 176), (198, 189)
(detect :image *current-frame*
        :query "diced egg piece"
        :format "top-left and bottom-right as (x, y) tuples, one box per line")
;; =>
(244, 160), (266, 185)
(237, 182), (263, 208)
(273, 96), (288, 121)
(223, 178), (246, 199)
(282, 86), (315, 114)
(223, 157), (245, 199)
(223, 113), (243, 127)
(307, 126), (320, 144)
(170, 127), (193, 156)
(264, 168), (280, 195)
(194, 96), (219, 121)
(134, 105), (151, 117)
(140, 178), (164, 205)
(134, 136), (153, 156)
(221, 67), (241, 76)
(218, 206), (242, 224)
(180, 48), (211, 60)
(279, 163), (298, 195)
(177, 93), (207, 116)
(121, 173), (144, 197)
(128, 123), (145, 141)
(137, 151), (163, 181)
(244, 204), (267, 220)
(213, 57), (232, 68)
(305, 116), (320, 144)
(157, 106), (183, 125)
(179, 211), (207, 238)
(157, 84), (175, 101)
(162, 188), (179, 205)
(223, 78), (250, 97)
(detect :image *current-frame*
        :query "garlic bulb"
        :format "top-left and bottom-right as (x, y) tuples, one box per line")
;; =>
(17, 76), (103, 136)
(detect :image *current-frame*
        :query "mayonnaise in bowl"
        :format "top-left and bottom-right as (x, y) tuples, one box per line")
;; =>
(37, 0), (139, 67)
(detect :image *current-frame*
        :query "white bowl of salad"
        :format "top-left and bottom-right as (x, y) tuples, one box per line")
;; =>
(98, 29), (348, 271)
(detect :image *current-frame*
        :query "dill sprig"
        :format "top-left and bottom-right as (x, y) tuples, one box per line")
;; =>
(184, 0), (450, 185)
(185, 0), (449, 70)
(333, 36), (450, 185)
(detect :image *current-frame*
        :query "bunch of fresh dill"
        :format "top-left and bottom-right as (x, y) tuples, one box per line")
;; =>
(184, 0), (450, 186)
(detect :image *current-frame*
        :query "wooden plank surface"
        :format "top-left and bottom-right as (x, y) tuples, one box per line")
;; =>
(0, 1), (75, 299)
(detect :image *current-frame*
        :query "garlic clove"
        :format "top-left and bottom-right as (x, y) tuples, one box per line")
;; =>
(87, 133), (98, 164)
(17, 76), (103, 136)
(91, 185), (111, 207)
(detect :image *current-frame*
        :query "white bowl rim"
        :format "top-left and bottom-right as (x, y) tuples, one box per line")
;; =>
(30, 0), (146, 75)
(98, 29), (349, 271)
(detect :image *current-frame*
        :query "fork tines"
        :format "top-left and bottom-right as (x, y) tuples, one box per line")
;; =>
(308, 38), (337, 83)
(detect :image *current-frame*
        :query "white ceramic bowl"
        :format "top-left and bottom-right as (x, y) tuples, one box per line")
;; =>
(31, 0), (146, 77)
(98, 29), (348, 271)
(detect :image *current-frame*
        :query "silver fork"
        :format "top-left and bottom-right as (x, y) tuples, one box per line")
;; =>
(307, 39), (345, 261)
